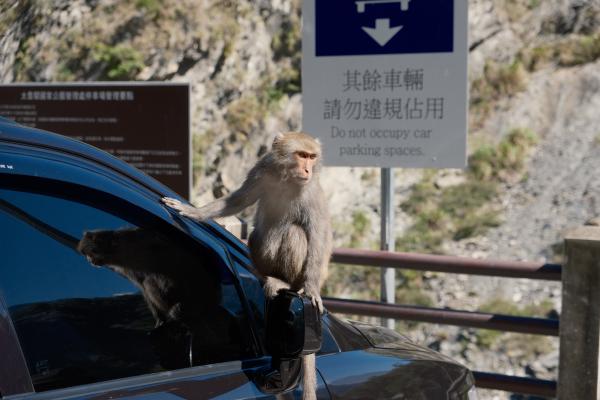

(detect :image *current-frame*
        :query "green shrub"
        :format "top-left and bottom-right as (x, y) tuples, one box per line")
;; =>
(439, 181), (498, 216)
(453, 210), (502, 241)
(135, 0), (161, 15)
(271, 18), (301, 60)
(475, 329), (503, 349)
(396, 221), (445, 253)
(518, 45), (553, 71)
(273, 66), (301, 96)
(468, 128), (538, 182)
(349, 210), (371, 248)
(397, 128), (537, 253)
(271, 14), (302, 96)
(498, 0), (541, 22)
(398, 177), (500, 253)
(395, 288), (434, 329)
(475, 297), (556, 349)
(474, 60), (528, 100)
(360, 169), (378, 183)
(520, 33), (600, 71)
(192, 130), (218, 178)
(559, 33), (600, 66)
(322, 263), (380, 299)
(480, 297), (555, 318)
(92, 44), (144, 80)
(224, 95), (264, 135)
(470, 61), (528, 129)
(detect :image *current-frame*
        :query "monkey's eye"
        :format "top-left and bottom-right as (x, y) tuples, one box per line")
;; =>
(297, 151), (310, 159)
(309, 154), (317, 160)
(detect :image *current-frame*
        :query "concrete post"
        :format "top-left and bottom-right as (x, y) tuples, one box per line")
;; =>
(558, 224), (600, 400)
(214, 216), (249, 240)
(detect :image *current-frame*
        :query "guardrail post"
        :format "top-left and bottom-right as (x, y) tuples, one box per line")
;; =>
(558, 222), (600, 400)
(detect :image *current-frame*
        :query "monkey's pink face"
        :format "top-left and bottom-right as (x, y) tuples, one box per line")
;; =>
(291, 150), (318, 184)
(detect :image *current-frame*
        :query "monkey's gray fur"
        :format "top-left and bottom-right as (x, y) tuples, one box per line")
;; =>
(162, 132), (332, 400)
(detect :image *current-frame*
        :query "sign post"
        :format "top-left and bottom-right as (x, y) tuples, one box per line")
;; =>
(303, 0), (468, 328)
(380, 167), (395, 329)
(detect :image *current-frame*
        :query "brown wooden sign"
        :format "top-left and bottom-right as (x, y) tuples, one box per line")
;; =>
(0, 83), (190, 199)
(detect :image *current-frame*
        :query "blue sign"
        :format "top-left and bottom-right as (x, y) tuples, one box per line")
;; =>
(316, 0), (454, 57)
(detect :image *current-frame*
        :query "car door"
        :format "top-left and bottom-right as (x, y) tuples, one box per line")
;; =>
(0, 143), (329, 399)
(0, 177), (267, 394)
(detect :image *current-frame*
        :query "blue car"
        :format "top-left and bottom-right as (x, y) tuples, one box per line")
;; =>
(0, 117), (477, 399)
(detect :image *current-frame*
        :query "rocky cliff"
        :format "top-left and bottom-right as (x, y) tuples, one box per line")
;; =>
(2, 1), (600, 398)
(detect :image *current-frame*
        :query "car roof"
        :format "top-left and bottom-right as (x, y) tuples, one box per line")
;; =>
(0, 117), (181, 200)
(0, 117), (250, 261)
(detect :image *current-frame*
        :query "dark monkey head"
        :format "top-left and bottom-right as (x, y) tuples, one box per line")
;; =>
(78, 230), (115, 266)
(77, 228), (164, 268)
(271, 132), (322, 185)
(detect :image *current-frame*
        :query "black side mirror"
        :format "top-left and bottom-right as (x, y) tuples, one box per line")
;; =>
(266, 290), (321, 358)
(255, 290), (322, 394)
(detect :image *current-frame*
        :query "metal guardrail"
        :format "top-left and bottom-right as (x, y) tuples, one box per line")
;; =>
(327, 247), (562, 398)
(332, 247), (562, 281)
(323, 298), (559, 336)
(472, 372), (557, 398)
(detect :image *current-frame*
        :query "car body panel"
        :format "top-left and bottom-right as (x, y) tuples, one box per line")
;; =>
(320, 316), (474, 399)
(0, 295), (34, 396)
(4, 360), (329, 400)
(317, 349), (472, 399)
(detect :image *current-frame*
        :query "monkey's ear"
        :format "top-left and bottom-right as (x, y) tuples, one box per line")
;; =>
(272, 132), (285, 146)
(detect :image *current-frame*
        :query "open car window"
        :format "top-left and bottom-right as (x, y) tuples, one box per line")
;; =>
(0, 185), (255, 393)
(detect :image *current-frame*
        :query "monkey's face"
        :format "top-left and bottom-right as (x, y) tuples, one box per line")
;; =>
(291, 150), (318, 184)
(78, 231), (116, 267)
(272, 132), (322, 185)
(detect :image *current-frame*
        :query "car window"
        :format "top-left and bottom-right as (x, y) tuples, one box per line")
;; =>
(0, 187), (254, 393)
(233, 261), (266, 347)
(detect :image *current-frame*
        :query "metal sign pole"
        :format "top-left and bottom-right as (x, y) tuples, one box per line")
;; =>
(380, 167), (396, 330)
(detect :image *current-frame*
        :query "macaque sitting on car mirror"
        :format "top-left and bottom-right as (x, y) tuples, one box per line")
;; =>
(162, 131), (332, 400)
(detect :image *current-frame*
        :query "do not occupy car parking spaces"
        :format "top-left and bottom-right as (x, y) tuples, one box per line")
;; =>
(0, 117), (477, 399)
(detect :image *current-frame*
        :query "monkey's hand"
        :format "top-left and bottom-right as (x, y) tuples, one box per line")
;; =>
(305, 288), (324, 315)
(263, 276), (291, 299)
(161, 197), (207, 220)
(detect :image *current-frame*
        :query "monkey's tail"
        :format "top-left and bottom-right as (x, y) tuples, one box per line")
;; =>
(302, 353), (317, 400)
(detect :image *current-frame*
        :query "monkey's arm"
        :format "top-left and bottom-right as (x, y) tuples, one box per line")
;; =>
(300, 220), (331, 314)
(162, 166), (264, 221)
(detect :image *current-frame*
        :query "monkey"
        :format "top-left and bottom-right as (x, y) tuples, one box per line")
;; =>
(162, 132), (332, 311)
(77, 227), (221, 326)
(162, 131), (332, 400)
(77, 227), (242, 368)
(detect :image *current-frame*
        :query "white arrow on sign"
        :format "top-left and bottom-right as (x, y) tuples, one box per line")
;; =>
(362, 18), (403, 46)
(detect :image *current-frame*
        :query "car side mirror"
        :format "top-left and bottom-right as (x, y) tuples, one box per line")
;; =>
(266, 290), (322, 358)
(255, 290), (322, 394)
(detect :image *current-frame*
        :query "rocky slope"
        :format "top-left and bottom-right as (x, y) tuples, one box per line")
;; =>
(3, 1), (600, 398)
